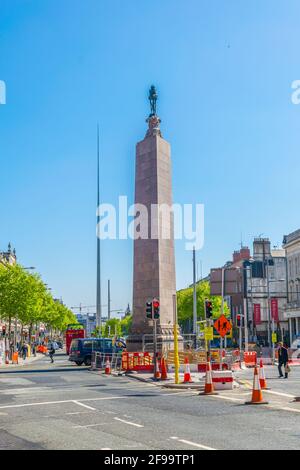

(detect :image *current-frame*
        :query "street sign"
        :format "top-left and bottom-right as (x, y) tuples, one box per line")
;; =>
(272, 332), (277, 344)
(214, 315), (232, 338)
(204, 326), (214, 341)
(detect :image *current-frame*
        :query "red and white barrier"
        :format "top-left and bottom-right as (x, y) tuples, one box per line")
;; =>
(212, 370), (234, 390)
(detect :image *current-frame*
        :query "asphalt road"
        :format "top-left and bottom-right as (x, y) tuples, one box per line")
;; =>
(1, 353), (300, 450)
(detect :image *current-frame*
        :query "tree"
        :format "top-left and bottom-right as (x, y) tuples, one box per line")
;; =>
(120, 315), (132, 336)
(177, 280), (229, 332)
(0, 263), (76, 340)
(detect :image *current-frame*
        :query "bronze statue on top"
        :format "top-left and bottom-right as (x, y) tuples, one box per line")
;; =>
(148, 85), (158, 116)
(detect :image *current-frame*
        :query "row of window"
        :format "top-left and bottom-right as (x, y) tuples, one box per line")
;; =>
(288, 254), (300, 280)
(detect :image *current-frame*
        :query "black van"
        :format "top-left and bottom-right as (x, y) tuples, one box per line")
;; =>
(69, 338), (122, 366)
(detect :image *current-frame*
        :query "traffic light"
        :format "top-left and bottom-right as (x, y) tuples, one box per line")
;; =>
(146, 301), (153, 319)
(153, 299), (160, 319)
(2, 326), (6, 337)
(237, 314), (241, 327)
(205, 300), (213, 318)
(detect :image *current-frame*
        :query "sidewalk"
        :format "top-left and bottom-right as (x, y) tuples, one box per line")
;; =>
(124, 370), (206, 389)
(0, 352), (44, 370)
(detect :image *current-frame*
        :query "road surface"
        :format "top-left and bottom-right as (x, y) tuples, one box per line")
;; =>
(1, 353), (300, 450)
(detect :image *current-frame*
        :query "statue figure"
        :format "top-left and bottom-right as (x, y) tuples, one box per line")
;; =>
(148, 85), (158, 116)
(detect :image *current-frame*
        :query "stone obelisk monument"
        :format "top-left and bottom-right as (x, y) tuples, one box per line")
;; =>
(127, 86), (177, 352)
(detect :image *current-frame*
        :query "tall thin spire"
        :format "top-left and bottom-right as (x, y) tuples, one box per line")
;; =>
(96, 124), (102, 332)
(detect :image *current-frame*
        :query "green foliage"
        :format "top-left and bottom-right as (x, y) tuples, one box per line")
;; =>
(0, 263), (76, 332)
(177, 281), (229, 326)
(91, 315), (132, 338)
(120, 315), (132, 336)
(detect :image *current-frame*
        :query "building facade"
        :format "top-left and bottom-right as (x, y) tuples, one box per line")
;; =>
(246, 239), (288, 345)
(0, 243), (16, 266)
(283, 229), (300, 345)
(210, 238), (288, 346)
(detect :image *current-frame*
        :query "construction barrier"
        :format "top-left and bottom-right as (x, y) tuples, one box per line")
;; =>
(212, 371), (233, 391)
(91, 352), (123, 373)
(122, 352), (154, 372)
(12, 352), (18, 364)
(198, 362), (228, 372)
(244, 351), (257, 367)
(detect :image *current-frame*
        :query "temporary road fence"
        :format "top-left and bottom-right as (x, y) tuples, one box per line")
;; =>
(91, 352), (123, 373)
(121, 352), (154, 372)
(243, 351), (257, 367)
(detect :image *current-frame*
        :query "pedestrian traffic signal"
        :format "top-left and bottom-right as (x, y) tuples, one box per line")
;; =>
(153, 299), (160, 319)
(146, 301), (153, 319)
(205, 300), (213, 318)
(2, 326), (6, 337)
(237, 314), (241, 327)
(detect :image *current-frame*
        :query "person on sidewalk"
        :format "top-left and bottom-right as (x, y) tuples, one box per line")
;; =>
(277, 342), (289, 379)
(49, 343), (55, 364)
(21, 343), (28, 361)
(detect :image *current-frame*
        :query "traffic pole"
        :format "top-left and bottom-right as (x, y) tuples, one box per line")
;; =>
(153, 310), (157, 381)
(173, 294), (180, 385)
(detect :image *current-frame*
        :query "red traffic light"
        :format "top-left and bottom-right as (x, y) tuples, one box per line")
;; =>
(153, 300), (160, 309)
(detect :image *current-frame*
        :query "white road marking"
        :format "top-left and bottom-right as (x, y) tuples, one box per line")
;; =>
(0, 396), (125, 410)
(170, 436), (216, 450)
(208, 395), (244, 403)
(73, 401), (96, 411)
(66, 411), (94, 415)
(263, 390), (295, 399)
(160, 391), (200, 397)
(267, 405), (300, 414)
(72, 423), (107, 428)
(208, 392), (300, 414)
(114, 417), (144, 428)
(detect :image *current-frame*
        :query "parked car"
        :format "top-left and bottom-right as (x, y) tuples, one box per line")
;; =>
(69, 338), (124, 366)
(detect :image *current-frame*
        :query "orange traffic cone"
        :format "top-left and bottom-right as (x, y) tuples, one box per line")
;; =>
(105, 357), (111, 375)
(199, 362), (217, 395)
(182, 356), (193, 383)
(155, 357), (161, 380)
(161, 357), (168, 380)
(245, 365), (268, 405)
(259, 359), (268, 390)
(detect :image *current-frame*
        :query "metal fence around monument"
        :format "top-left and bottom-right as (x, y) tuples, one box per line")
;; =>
(142, 333), (196, 353)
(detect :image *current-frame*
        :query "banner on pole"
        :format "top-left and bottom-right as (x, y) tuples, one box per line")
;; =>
(271, 298), (279, 322)
(253, 304), (261, 325)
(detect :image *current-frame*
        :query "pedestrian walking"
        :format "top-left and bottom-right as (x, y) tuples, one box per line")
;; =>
(277, 342), (289, 379)
(22, 343), (28, 361)
(32, 342), (36, 357)
(49, 343), (55, 364)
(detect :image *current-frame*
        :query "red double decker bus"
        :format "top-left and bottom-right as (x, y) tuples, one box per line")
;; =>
(65, 324), (85, 355)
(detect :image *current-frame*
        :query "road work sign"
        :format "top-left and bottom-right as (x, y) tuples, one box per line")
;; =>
(214, 315), (232, 338)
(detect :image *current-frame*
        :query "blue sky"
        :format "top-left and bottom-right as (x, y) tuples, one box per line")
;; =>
(1, 0), (300, 316)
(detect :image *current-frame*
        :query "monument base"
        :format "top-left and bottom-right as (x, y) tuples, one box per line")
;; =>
(126, 325), (184, 353)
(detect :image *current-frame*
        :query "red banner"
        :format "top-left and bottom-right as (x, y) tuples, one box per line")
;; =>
(271, 298), (279, 322)
(253, 304), (261, 325)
